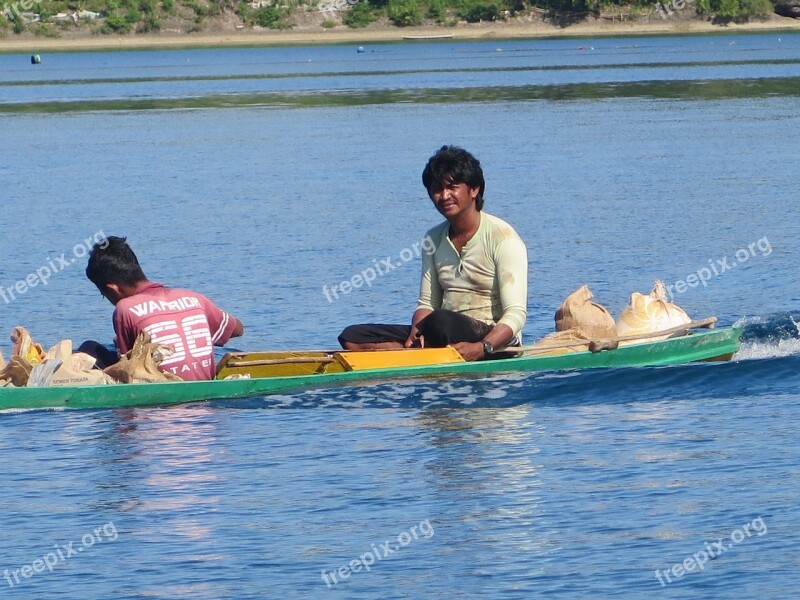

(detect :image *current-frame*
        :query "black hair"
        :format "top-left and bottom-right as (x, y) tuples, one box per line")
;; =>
(421, 145), (486, 211)
(85, 236), (147, 290)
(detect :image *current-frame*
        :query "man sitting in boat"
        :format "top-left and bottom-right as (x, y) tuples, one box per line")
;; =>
(338, 145), (528, 361)
(80, 236), (244, 381)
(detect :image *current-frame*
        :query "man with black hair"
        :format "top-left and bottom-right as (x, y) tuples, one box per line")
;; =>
(338, 145), (528, 361)
(81, 236), (243, 380)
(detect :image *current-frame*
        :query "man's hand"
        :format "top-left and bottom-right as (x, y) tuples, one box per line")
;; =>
(406, 308), (433, 348)
(404, 330), (424, 348)
(456, 324), (514, 361)
(451, 341), (485, 362)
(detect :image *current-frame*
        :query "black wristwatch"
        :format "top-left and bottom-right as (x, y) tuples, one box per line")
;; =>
(482, 340), (494, 356)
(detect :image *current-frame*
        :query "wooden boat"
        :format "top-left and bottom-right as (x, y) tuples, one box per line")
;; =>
(401, 34), (455, 40)
(0, 326), (740, 412)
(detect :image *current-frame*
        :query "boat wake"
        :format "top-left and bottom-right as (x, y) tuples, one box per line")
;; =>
(734, 311), (800, 360)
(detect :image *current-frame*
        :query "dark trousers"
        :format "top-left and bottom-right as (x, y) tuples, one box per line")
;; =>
(77, 341), (120, 370)
(338, 309), (493, 348)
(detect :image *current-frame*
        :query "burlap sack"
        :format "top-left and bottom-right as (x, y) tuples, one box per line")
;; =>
(0, 356), (33, 387)
(28, 340), (114, 387)
(528, 328), (592, 355)
(555, 285), (617, 339)
(0, 328), (43, 386)
(617, 280), (691, 340)
(10, 326), (45, 366)
(104, 332), (183, 384)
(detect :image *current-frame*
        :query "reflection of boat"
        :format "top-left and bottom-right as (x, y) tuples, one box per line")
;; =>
(402, 34), (455, 40)
(0, 327), (740, 411)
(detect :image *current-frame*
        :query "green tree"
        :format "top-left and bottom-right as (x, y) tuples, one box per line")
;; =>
(427, 0), (447, 21)
(101, 12), (134, 32)
(712, 0), (740, 19)
(735, 0), (772, 21)
(255, 5), (281, 25)
(189, 1), (208, 16)
(342, 1), (376, 26)
(125, 7), (141, 22)
(254, 4), (293, 27)
(138, 13), (161, 30)
(388, 0), (422, 24)
(457, 0), (501, 21)
(236, 1), (252, 20)
(695, 0), (712, 13)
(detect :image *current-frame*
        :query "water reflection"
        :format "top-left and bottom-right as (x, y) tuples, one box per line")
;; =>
(417, 406), (558, 577)
(3, 76), (800, 113)
(105, 406), (223, 512)
(86, 407), (228, 596)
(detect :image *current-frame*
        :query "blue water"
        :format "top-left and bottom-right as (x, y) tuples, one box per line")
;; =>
(1, 33), (800, 104)
(2, 32), (800, 598)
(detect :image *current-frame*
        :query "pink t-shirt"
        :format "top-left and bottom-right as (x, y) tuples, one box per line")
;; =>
(113, 282), (238, 381)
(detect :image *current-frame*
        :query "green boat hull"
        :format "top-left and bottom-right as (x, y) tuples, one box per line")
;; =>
(0, 327), (741, 411)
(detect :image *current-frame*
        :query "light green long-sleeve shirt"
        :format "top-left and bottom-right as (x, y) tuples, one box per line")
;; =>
(416, 212), (528, 338)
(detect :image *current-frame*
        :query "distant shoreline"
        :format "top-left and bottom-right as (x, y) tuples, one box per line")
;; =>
(1, 16), (799, 53)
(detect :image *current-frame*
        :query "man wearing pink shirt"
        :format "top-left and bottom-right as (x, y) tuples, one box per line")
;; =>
(82, 236), (244, 381)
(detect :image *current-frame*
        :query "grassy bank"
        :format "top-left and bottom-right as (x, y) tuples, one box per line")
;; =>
(0, 16), (797, 52)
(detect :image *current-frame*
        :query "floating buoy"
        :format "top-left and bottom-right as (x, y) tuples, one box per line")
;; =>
(357, 46), (365, 53)
(31, 54), (41, 65)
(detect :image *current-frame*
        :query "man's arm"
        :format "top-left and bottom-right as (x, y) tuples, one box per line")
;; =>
(408, 233), (441, 347)
(199, 292), (244, 346)
(209, 310), (243, 346)
(494, 237), (528, 338)
(416, 236), (442, 313)
(452, 237), (528, 361)
(230, 317), (244, 339)
(112, 309), (135, 355)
